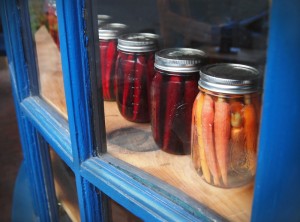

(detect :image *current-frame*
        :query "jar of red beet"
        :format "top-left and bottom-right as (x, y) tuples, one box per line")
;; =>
(191, 63), (262, 188)
(151, 48), (206, 155)
(116, 33), (159, 123)
(47, 0), (59, 48)
(98, 23), (127, 101)
(97, 14), (111, 27)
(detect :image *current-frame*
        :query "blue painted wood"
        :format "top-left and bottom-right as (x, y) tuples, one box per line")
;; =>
(56, 0), (102, 221)
(1, 0), (59, 221)
(12, 161), (38, 222)
(21, 96), (73, 168)
(251, 1), (300, 221)
(18, 0), (40, 95)
(81, 157), (225, 222)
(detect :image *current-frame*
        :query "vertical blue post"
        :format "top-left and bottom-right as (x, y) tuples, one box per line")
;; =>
(56, 0), (102, 221)
(252, 0), (300, 221)
(0, 0), (59, 221)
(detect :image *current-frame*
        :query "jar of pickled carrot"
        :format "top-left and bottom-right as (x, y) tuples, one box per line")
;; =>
(191, 63), (262, 188)
(116, 33), (159, 123)
(98, 23), (127, 101)
(151, 48), (206, 155)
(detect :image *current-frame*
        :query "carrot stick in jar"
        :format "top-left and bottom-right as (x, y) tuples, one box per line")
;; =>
(230, 101), (246, 173)
(243, 95), (258, 175)
(214, 97), (231, 186)
(201, 94), (220, 186)
(191, 94), (200, 169)
(195, 93), (211, 183)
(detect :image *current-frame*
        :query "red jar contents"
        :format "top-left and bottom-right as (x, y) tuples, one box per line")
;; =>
(151, 48), (206, 155)
(116, 33), (159, 122)
(98, 23), (127, 101)
(47, 1), (59, 48)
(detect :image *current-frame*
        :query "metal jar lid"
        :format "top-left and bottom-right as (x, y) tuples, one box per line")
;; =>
(154, 48), (206, 73)
(98, 23), (128, 40)
(199, 63), (261, 94)
(97, 14), (111, 26)
(117, 33), (159, 52)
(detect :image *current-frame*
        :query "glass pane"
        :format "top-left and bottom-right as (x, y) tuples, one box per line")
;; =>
(49, 147), (80, 221)
(106, 196), (143, 222)
(93, 0), (268, 221)
(28, 0), (68, 119)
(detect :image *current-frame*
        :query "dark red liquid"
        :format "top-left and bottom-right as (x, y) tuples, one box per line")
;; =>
(151, 71), (199, 154)
(47, 5), (59, 49)
(99, 40), (118, 101)
(116, 51), (155, 123)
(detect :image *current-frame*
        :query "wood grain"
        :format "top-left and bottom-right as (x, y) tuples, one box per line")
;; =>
(34, 25), (253, 222)
(104, 101), (253, 222)
(35, 26), (68, 119)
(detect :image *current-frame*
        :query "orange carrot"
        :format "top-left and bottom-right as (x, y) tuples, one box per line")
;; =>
(230, 128), (246, 171)
(230, 101), (246, 173)
(252, 95), (262, 126)
(194, 93), (211, 183)
(230, 101), (246, 172)
(243, 95), (258, 175)
(214, 97), (231, 186)
(201, 94), (220, 186)
(230, 100), (244, 114)
(199, 140), (211, 183)
(191, 94), (200, 170)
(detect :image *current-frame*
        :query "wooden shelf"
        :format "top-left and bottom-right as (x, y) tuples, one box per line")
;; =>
(35, 26), (68, 119)
(35, 25), (253, 222)
(104, 101), (253, 222)
(50, 149), (80, 222)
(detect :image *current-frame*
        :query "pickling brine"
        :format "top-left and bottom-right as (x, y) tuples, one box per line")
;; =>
(98, 23), (127, 101)
(192, 63), (262, 188)
(116, 33), (159, 122)
(151, 48), (206, 155)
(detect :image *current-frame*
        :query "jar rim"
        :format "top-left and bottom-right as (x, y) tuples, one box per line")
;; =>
(154, 48), (206, 73)
(199, 63), (262, 94)
(117, 33), (159, 52)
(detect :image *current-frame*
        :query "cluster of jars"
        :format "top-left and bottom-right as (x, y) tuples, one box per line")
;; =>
(98, 15), (262, 189)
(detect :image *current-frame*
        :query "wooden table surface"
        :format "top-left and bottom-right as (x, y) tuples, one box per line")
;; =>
(35, 25), (253, 222)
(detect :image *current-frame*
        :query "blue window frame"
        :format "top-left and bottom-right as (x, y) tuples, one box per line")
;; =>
(1, 0), (300, 221)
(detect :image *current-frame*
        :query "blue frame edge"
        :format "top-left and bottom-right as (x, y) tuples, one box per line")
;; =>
(252, 0), (300, 221)
(81, 157), (226, 222)
(20, 96), (73, 168)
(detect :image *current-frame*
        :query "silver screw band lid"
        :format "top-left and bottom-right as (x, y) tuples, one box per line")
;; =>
(199, 63), (262, 94)
(117, 33), (159, 52)
(98, 23), (128, 40)
(154, 48), (206, 73)
(97, 14), (111, 26)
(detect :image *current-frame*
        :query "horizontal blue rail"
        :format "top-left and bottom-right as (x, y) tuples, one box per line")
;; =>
(81, 156), (226, 222)
(21, 96), (73, 169)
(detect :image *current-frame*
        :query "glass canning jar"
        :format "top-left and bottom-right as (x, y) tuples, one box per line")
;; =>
(98, 23), (127, 101)
(151, 48), (206, 155)
(116, 33), (159, 123)
(47, 0), (59, 48)
(191, 63), (262, 188)
(97, 14), (111, 27)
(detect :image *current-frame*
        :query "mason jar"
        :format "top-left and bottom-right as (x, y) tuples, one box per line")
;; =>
(116, 33), (159, 123)
(191, 63), (262, 188)
(98, 23), (127, 101)
(47, 0), (59, 48)
(151, 48), (206, 155)
(97, 14), (111, 26)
